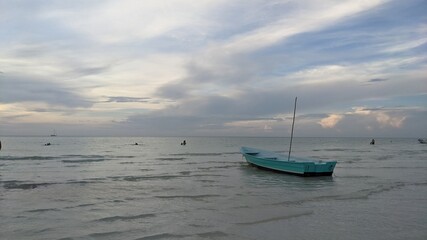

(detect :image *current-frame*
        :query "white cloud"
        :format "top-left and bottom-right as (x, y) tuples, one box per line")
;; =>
(47, 0), (223, 43)
(319, 114), (343, 128)
(225, 118), (281, 129)
(289, 65), (350, 84)
(219, 0), (387, 54)
(91, 53), (188, 96)
(375, 112), (406, 128)
(345, 107), (409, 128)
(284, 55), (427, 85)
(383, 37), (427, 53)
(264, 124), (273, 130)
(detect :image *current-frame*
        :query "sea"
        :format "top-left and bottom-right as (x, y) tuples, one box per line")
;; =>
(0, 136), (426, 240)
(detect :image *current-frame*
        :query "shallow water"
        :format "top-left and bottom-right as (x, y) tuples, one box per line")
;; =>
(0, 137), (426, 239)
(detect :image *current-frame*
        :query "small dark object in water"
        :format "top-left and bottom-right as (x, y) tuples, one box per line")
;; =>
(135, 143), (138, 145)
(370, 139), (375, 145)
(181, 140), (186, 146)
(4, 182), (52, 190)
(45, 143), (51, 146)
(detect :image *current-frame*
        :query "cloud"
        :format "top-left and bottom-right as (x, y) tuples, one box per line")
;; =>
(382, 37), (427, 53)
(155, 0), (391, 98)
(0, 114), (32, 121)
(308, 105), (426, 137)
(375, 112), (406, 128)
(264, 125), (272, 130)
(118, 100), (426, 137)
(349, 106), (408, 128)
(48, 0), (224, 44)
(73, 66), (111, 77)
(124, 114), (224, 136)
(104, 96), (152, 103)
(314, 106), (416, 136)
(319, 114), (344, 128)
(156, 82), (192, 100)
(218, 0), (388, 54)
(367, 78), (388, 83)
(0, 74), (92, 108)
(155, 65), (425, 122)
(1, 0), (426, 137)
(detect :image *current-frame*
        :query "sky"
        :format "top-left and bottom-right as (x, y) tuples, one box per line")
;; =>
(0, 0), (426, 137)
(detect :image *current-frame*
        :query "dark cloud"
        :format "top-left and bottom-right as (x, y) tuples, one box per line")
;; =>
(124, 114), (220, 136)
(10, 44), (52, 58)
(0, 74), (92, 108)
(141, 75), (426, 136)
(156, 74), (424, 123)
(104, 96), (152, 103)
(29, 108), (63, 113)
(123, 111), (286, 137)
(156, 53), (261, 100)
(119, 102), (427, 137)
(1, 114), (31, 121)
(74, 66), (111, 77)
(156, 81), (192, 100)
(368, 78), (388, 83)
(298, 113), (329, 119)
(186, 57), (259, 84)
(360, 107), (405, 112)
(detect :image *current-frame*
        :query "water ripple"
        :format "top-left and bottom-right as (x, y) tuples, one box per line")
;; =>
(94, 213), (156, 222)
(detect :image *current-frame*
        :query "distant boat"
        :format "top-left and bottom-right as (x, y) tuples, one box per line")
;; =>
(418, 138), (426, 144)
(50, 129), (57, 137)
(240, 97), (337, 176)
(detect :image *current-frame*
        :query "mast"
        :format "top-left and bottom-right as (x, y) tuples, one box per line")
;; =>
(288, 97), (297, 161)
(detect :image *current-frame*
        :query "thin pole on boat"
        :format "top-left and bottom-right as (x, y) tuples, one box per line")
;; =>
(288, 97), (297, 161)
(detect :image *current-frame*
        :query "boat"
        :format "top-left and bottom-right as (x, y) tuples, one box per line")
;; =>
(50, 129), (57, 137)
(241, 147), (337, 176)
(418, 138), (426, 144)
(240, 97), (337, 176)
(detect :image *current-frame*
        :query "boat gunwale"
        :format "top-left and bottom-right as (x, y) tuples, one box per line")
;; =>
(241, 146), (336, 176)
(241, 147), (337, 165)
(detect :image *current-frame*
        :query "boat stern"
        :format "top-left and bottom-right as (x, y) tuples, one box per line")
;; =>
(303, 161), (337, 176)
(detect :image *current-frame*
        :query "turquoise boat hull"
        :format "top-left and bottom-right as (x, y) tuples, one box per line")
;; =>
(241, 147), (337, 176)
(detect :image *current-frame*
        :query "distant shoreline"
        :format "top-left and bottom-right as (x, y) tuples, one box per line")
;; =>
(0, 135), (420, 139)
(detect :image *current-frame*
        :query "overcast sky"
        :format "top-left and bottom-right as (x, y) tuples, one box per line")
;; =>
(0, 0), (426, 137)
